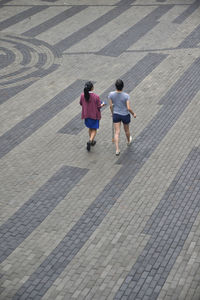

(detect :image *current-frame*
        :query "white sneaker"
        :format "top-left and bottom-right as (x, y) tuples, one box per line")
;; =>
(116, 150), (120, 156)
(127, 136), (133, 146)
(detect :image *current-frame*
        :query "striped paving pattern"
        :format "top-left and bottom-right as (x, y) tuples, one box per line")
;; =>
(0, 1), (200, 300)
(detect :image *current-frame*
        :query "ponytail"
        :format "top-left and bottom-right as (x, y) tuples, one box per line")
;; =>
(84, 81), (93, 102)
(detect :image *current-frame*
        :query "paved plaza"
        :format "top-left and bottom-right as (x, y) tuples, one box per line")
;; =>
(0, 0), (200, 299)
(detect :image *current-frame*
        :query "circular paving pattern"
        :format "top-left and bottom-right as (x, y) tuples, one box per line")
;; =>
(0, 33), (62, 89)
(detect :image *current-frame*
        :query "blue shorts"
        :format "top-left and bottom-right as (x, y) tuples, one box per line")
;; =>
(113, 113), (130, 124)
(85, 118), (99, 129)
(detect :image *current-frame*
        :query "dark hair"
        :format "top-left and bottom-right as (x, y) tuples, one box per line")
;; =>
(115, 79), (124, 91)
(84, 81), (93, 102)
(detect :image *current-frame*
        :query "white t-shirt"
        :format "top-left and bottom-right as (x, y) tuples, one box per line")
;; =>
(108, 91), (130, 116)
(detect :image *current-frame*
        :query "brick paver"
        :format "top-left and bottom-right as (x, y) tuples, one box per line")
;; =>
(0, 0), (199, 300)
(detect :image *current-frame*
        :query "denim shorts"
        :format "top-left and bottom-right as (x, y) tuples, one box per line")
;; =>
(113, 113), (130, 124)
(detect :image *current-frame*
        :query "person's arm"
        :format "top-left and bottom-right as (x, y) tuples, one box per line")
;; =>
(127, 100), (136, 118)
(109, 98), (113, 115)
(80, 95), (82, 106)
(97, 96), (104, 110)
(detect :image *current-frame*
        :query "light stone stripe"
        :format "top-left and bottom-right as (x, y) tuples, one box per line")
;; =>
(0, 64), (59, 87)
(0, 5), (48, 31)
(2, 0), (45, 4)
(96, 5), (174, 57)
(0, 67), (31, 79)
(0, 71), (78, 135)
(173, 0), (200, 24)
(115, 147), (200, 299)
(42, 86), (200, 300)
(0, 82), (34, 105)
(0, 162), (121, 300)
(128, 8), (200, 52)
(57, 0), (118, 4)
(178, 23), (200, 49)
(1, 76), (43, 87)
(0, 0), (14, 4)
(21, 6), (87, 37)
(124, 52), (197, 143)
(128, 4), (187, 51)
(0, 165), (88, 264)
(66, 5), (154, 53)
(0, 63), (59, 102)
(117, 56), (200, 163)
(0, 79), (84, 159)
(53, 2), (138, 52)
(38, 6), (113, 46)
(2, 6), (65, 35)
(158, 213), (200, 299)
(12, 57), (200, 300)
(134, 0), (192, 4)
(0, 5), (27, 22)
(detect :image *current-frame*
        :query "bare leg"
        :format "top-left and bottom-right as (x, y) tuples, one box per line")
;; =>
(89, 129), (97, 142)
(114, 122), (121, 153)
(89, 128), (92, 139)
(123, 123), (130, 142)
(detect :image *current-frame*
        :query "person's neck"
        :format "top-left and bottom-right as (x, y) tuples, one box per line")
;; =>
(116, 90), (122, 93)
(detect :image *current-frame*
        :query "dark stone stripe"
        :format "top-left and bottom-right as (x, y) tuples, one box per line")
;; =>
(0, 47), (15, 69)
(41, 0), (59, 2)
(0, 83), (34, 105)
(23, 6), (87, 38)
(96, 5), (174, 57)
(13, 57), (200, 300)
(15, 44), (33, 66)
(35, 53), (47, 68)
(0, 6), (48, 31)
(173, 0), (200, 24)
(0, 63), (59, 85)
(0, 67), (30, 79)
(0, 37), (35, 61)
(115, 148), (200, 299)
(0, 80), (84, 158)
(54, 1), (136, 52)
(116, 0), (136, 4)
(117, 56), (200, 165)
(6, 35), (62, 58)
(0, 166), (88, 264)
(59, 53), (167, 135)
(177, 24), (200, 49)
(0, 64), (58, 105)
(0, 0), (13, 4)
(0, 36), (61, 104)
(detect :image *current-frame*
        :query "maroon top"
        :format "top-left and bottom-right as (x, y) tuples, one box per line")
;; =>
(80, 92), (102, 120)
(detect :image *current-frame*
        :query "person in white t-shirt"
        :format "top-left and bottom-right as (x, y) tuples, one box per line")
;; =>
(108, 79), (136, 156)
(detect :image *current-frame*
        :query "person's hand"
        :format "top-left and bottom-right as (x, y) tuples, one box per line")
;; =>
(133, 112), (136, 118)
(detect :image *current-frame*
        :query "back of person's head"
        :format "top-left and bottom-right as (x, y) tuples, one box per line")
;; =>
(84, 81), (93, 101)
(115, 79), (124, 91)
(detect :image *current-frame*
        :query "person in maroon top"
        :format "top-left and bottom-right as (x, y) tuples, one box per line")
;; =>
(80, 81), (105, 151)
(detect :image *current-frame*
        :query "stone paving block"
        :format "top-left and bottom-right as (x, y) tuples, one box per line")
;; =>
(0, 1), (200, 300)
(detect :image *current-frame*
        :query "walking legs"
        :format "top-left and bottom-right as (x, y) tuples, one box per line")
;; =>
(114, 122), (121, 154)
(89, 129), (97, 142)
